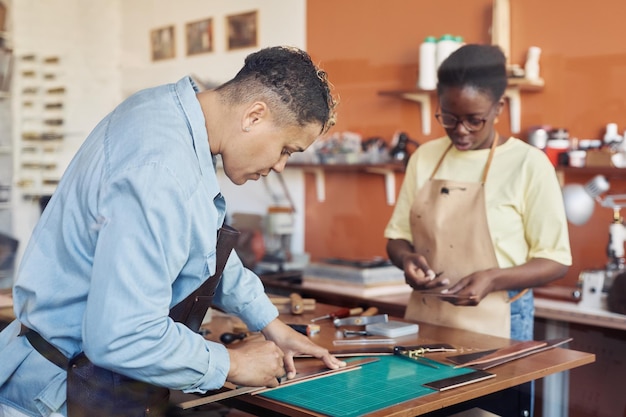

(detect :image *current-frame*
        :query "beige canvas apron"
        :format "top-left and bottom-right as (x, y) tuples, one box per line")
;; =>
(404, 136), (510, 338)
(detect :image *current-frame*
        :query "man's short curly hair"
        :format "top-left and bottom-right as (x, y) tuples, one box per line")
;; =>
(217, 46), (337, 134)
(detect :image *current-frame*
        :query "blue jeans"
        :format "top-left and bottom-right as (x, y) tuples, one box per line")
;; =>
(509, 288), (535, 417)
(509, 289), (535, 341)
(424, 290), (537, 417)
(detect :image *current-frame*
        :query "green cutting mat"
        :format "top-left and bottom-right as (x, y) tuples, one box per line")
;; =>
(259, 356), (478, 417)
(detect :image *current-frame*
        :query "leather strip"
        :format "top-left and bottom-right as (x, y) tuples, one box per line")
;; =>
(19, 324), (69, 370)
(169, 224), (240, 332)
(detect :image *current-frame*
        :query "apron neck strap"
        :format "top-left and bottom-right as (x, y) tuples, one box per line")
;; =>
(481, 132), (500, 184)
(429, 132), (501, 185)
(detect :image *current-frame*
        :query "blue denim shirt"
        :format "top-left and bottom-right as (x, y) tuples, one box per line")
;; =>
(0, 77), (277, 416)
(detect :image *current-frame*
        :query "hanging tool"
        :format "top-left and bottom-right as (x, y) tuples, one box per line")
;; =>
(310, 307), (363, 323)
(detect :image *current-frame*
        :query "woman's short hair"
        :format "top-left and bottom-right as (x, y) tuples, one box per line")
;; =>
(217, 46), (337, 134)
(437, 44), (508, 102)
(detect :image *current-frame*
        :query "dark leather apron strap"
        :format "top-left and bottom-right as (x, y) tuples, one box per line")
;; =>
(169, 224), (240, 332)
(19, 324), (69, 370)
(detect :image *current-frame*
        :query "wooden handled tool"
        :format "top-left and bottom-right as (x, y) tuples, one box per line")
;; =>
(289, 293), (304, 315)
(361, 306), (378, 316)
(269, 295), (315, 314)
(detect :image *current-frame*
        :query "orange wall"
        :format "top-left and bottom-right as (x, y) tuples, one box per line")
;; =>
(305, 0), (626, 286)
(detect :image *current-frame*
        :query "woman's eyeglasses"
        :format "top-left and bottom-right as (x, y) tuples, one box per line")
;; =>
(435, 113), (487, 132)
(435, 105), (498, 133)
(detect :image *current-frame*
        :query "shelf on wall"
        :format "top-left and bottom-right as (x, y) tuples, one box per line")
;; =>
(286, 162), (405, 206)
(378, 77), (544, 135)
(558, 166), (626, 179)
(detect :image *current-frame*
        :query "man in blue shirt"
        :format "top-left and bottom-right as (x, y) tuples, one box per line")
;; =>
(0, 46), (344, 417)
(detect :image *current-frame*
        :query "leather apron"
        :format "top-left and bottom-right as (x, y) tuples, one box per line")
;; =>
(404, 136), (510, 338)
(20, 225), (240, 417)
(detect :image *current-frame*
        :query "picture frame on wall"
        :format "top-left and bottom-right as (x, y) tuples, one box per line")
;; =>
(150, 25), (176, 61)
(226, 11), (258, 51)
(186, 18), (213, 56)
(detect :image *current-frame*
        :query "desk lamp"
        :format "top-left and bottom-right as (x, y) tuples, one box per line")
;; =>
(562, 175), (626, 308)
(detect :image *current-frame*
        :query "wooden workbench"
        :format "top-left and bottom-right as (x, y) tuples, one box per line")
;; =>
(181, 301), (594, 417)
(259, 272), (625, 417)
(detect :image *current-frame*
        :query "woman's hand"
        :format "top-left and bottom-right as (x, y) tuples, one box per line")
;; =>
(402, 252), (449, 290)
(261, 319), (346, 380)
(439, 269), (497, 305)
(386, 239), (448, 290)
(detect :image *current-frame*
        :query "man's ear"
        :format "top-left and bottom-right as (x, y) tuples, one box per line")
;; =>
(241, 101), (268, 132)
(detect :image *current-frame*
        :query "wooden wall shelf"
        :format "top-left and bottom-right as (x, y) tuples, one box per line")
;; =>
(286, 162), (405, 205)
(558, 166), (626, 180)
(379, 77), (544, 135)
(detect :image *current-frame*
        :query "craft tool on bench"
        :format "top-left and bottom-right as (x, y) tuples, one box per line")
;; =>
(333, 338), (396, 346)
(289, 293), (304, 314)
(219, 331), (249, 345)
(287, 323), (320, 336)
(269, 294), (315, 314)
(219, 331), (263, 345)
(294, 343), (457, 357)
(393, 345), (443, 369)
(343, 320), (419, 338)
(361, 306), (379, 316)
(310, 307), (364, 322)
(333, 313), (388, 327)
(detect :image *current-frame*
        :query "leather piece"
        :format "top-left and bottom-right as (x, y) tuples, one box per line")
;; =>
(446, 338), (573, 370)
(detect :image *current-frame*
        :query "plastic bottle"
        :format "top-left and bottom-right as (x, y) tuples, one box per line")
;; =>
(418, 36), (437, 90)
(436, 34), (457, 68)
(524, 46), (542, 81)
(454, 35), (465, 49)
(604, 122), (622, 145)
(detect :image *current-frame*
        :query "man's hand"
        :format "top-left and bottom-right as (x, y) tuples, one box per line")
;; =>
(226, 339), (286, 388)
(261, 319), (346, 380)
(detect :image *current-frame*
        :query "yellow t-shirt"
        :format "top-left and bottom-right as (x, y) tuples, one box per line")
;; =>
(384, 136), (572, 268)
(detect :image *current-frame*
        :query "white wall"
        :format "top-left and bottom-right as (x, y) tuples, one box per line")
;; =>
(10, 0), (123, 273)
(8, 0), (308, 274)
(119, 0), (306, 96)
(118, 0), (308, 253)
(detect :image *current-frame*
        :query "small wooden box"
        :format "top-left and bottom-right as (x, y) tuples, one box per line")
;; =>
(584, 149), (614, 167)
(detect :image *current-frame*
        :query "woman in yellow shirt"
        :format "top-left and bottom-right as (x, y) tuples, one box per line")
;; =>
(384, 44), (571, 417)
